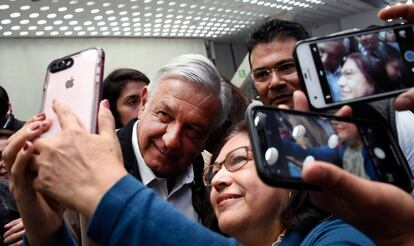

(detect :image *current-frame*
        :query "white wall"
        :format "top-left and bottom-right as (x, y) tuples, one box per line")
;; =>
(0, 37), (206, 120)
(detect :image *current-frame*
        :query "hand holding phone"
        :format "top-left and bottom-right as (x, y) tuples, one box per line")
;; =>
(245, 105), (413, 192)
(40, 48), (105, 138)
(294, 23), (414, 109)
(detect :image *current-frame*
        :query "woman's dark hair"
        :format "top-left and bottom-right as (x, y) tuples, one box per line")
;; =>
(103, 68), (150, 128)
(211, 122), (331, 237)
(346, 52), (392, 93)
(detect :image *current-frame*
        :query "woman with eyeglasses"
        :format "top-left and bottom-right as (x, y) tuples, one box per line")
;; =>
(203, 123), (374, 245)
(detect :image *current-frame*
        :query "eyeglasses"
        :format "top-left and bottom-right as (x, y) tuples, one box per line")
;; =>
(251, 61), (297, 82)
(203, 146), (252, 186)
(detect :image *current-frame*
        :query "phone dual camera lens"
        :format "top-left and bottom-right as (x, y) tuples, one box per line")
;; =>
(50, 58), (74, 73)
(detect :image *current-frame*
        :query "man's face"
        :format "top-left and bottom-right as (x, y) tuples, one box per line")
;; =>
(137, 78), (220, 180)
(319, 41), (345, 72)
(250, 38), (300, 109)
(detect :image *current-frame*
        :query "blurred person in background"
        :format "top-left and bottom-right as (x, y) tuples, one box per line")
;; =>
(103, 68), (150, 129)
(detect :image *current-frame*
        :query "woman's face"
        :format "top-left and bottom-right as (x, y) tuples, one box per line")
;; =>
(337, 58), (374, 100)
(332, 121), (359, 142)
(210, 132), (289, 239)
(116, 81), (147, 126)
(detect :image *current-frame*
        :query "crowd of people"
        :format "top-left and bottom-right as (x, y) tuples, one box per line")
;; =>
(0, 2), (414, 246)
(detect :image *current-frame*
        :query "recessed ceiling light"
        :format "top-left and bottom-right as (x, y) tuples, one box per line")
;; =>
(68, 20), (78, 25)
(3, 31), (12, 36)
(40, 6), (50, 11)
(144, 13), (152, 17)
(144, 28), (151, 32)
(2, 19), (11, 25)
(112, 27), (120, 31)
(110, 22), (118, 26)
(105, 10), (114, 14)
(102, 31), (110, 35)
(157, 0), (164, 4)
(103, 2), (111, 7)
(119, 11), (128, 15)
(0, 4), (10, 10)
(131, 5), (139, 9)
(144, 23), (151, 27)
(58, 7), (68, 12)
(78, 31), (86, 35)
(64, 14), (74, 19)
(118, 4), (126, 8)
(35, 31), (44, 36)
(69, 0), (79, 4)
(108, 16), (116, 21)
(94, 15), (103, 20)
(75, 8), (84, 13)
(20, 5), (30, 11)
(144, 0), (152, 3)
(97, 21), (105, 26)
(64, 31), (73, 35)
(84, 21), (93, 25)
(53, 20), (63, 25)
(20, 31), (28, 36)
(50, 31), (59, 36)
(74, 26), (82, 31)
(90, 31), (98, 35)
(91, 9), (100, 14)
(29, 13), (39, 18)
(19, 19), (29, 25)
(132, 12), (140, 16)
(100, 26), (108, 31)
(11, 26), (20, 31)
(133, 22), (141, 27)
(60, 26), (69, 31)
(47, 13), (57, 19)
(169, 1), (176, 6)
(124, 32), (131, 35)
(144, 32), (151, 36)
(10, 12), (21, 18)
(123, 27), (131, 31)
(86, 1), (95, 6)
(121, 17), (129, 21)
(44, 26), (53, 31)
(132, 17), (140, 22)
(87, 26), (95, 31)
(114, 31), (121, 35)
(122, 23), (130, 27)
(28, 26), (37, 30)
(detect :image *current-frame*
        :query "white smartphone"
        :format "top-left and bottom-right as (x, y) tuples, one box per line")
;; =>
(294, 23), (414, 110)
(40, 47), (105, 138)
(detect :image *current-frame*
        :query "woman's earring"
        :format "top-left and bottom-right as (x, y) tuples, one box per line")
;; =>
(288, 191), (293, 198)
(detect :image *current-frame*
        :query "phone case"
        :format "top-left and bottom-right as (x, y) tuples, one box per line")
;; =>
(245, 104), (414, 192)
(294, 23), (414, 110)
(40, 47), (105, 138)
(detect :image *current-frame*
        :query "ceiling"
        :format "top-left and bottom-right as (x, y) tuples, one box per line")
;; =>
(0, 0), (401, 41)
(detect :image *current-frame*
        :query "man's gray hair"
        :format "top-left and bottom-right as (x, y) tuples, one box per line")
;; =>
(148, 54), (232, 128)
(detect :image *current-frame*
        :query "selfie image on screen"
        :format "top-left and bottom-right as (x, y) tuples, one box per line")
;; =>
(261, 111), (379, 180)
(313, 26), (414, 103)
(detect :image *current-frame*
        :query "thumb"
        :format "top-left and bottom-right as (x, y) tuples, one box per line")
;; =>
(293, 90), (310, 112)
(97, 100), (116, 137)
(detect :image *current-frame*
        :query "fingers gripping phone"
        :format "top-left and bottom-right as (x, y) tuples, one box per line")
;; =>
(40, 48), (105, 138)
(294, 23), (414, 109)
(245, 105), (414, 192)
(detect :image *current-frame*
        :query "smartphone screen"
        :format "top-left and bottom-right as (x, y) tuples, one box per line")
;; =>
(246, 106), (413, 191)
(41, 48), (104, 138)
(295, 24), (414, 109)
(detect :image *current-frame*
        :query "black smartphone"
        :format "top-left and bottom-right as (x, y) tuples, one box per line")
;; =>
(245, 105), (413, 192)
(294, 23), (414, 110)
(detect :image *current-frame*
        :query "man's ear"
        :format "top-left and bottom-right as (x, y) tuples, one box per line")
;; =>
(138, 86), (148, 119)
